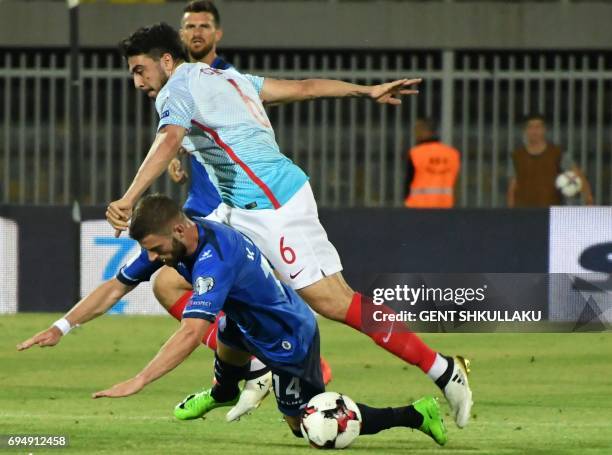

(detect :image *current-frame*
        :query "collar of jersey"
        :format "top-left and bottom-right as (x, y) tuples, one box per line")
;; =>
(171, 62), (190, 78)
(180, 222), (208, 268)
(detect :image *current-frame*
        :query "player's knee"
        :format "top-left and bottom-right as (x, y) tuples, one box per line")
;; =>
(300, 290), (353, 321)
(311, 298), (347, 321)
(152, 272), (170, 304)
(152, 268), (186, 310)
(298, 274), (354, 321)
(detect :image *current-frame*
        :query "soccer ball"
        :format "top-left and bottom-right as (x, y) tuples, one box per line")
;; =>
(300, 392), (362, 449)
(555, 170), (582, 197)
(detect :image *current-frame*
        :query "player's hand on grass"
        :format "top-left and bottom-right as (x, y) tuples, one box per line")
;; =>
(106, 198), (133, 238)
(168, 158), (188, 184)
(92, 376), (146, 399)
(370, 78), (421, 105)
(17, 326), (63, 351)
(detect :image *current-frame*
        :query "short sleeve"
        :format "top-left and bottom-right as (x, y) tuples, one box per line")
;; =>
(182, 259), (235, 322)
(116, 248), (162, 285)
(242, 73), (265, 95)
(156, 85), (195, 131)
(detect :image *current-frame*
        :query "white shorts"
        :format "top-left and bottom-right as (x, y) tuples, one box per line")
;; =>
(206, 182), (343, 290)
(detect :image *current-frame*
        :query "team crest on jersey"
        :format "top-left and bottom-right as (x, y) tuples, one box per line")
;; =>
(195, 276), (214, 295)
(281, 340), (292, 350)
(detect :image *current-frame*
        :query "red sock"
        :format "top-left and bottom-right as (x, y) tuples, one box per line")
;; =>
(344, 293), (436, 373)
(167, 291), (192, 320)
(167, 291), (218, 350)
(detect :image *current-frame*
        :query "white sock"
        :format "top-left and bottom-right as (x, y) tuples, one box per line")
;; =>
(426, 353), (449, 382)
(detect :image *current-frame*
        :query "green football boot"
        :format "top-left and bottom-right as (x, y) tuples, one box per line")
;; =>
(174, 388), (239, 420)
(413, 396), (448, 446)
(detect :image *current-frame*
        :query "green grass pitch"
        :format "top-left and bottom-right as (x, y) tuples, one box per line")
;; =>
(1, 314), (611, 454)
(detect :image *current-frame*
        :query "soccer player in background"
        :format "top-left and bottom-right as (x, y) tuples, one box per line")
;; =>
(34, 194), (447, 446)
(106, 23), (473, 428)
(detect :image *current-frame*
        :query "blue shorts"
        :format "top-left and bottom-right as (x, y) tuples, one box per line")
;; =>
(217, 315), (325, 416)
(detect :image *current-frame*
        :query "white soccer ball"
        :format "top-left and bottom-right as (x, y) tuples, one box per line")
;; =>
(555, 170), (582, 197)
(300, 392), (362, 449)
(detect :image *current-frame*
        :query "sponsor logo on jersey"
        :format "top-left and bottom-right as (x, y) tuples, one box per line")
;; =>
(187, 300), (213, 309)
(198, 249), (213, 261)
(195, 276), (215, 295)
(160, 110), (170, 119)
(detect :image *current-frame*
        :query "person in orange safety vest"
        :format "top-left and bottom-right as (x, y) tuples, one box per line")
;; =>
(404, 118), (460, 208)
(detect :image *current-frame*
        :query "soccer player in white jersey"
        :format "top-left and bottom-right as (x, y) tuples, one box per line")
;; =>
(107, 23), (473, 428)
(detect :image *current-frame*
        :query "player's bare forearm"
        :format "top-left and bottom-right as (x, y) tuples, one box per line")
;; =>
(123, 125), (186, 205)
(261, 78), (420, 105)
(65, 278), (134, 327)
(93, 319), (208, 398)
(134, 318), (209, 386)
(261, 79), (369, 105)
(107, 127), (185, 236)
(17, 279), (133, 351)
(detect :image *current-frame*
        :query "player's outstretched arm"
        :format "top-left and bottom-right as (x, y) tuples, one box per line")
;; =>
(17, 278), (134, 351)
(259, 78), (420, 106)
(106, 125), (186, 237)
(92, 317), (209, 399)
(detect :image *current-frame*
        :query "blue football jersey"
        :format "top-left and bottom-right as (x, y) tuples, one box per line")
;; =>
(181, 57), (230, 218)
(183, 154), (222, 218)
(116, 219), (316, 365)
(116, 247), (163, 286)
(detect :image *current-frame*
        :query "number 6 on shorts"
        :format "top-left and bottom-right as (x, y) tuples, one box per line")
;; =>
(280, 236), (297, 265)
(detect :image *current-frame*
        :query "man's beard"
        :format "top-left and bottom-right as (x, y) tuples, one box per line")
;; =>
(188, 42), (214, 62)
(163, 238), (187, 267)
(147, 67), (169, 99)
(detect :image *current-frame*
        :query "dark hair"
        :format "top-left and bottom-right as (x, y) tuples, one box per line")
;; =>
(415, 117), (437, 133)
(183, 1), (221, 26)
(523, 114), (547, 126)
(129, 194), (182, 242)
(119, 22), (188, 62)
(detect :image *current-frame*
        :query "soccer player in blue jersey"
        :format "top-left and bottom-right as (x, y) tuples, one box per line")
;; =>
(88, 194), (446, 446)
(106, 23), (473, 428)
(16, 219), (270, 422)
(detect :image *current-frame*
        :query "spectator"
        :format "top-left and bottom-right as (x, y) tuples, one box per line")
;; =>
(507, 114), (593, 207)
(404, 118), (460, 208)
